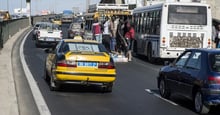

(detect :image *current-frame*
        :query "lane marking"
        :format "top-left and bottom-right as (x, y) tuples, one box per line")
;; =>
(20, 30), (51, 115)
(145, 89), (178, 106)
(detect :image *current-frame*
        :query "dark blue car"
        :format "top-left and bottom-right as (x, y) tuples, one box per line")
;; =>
(157, 48), (220, 114)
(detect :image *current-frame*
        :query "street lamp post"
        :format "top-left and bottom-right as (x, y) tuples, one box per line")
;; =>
(20, 0), (22, 16)
(26, 0), (31, 25)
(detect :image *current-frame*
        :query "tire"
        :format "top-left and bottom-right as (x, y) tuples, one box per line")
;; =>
(159, 78), (171, 99)
(194, 91), (210, 114)
(35, 40), (40, 48)
(147, 44), (155, 63)
(44, 68), (50, 82)
(103, 83), (113, 93)
(49, 65), (60, 91)
(50, 75), (60, 91)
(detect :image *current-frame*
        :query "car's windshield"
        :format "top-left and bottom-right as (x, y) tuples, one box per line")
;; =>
(40, 23), (60, 30)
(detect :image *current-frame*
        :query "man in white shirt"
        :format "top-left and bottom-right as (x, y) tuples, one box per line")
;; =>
(102, 17), (111, 52)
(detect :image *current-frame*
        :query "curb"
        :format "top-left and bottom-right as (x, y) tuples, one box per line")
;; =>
(0, 27), (28, 115)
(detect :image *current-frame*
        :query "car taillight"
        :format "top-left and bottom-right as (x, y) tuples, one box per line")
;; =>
(208, 76), (220, 84)
(57, 60), (76, 67)
(98, 62), (115, 69)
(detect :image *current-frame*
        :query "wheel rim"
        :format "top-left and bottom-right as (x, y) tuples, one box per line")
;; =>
(195, 92), (202, 112)
(159, 80), (165, 96)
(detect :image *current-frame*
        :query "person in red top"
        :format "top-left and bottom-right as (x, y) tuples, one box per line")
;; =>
(124, 22), (135, 61)
(92, 18), (102, 43)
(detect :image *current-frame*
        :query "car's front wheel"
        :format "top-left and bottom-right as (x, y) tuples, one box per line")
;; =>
(159, 78), (171, 99)
(194, 90), (210, 114)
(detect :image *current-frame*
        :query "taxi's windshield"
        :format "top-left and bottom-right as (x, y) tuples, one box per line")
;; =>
(61, 42), (108, 53)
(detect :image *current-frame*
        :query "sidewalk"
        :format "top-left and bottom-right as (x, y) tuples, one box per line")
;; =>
(0, 27), (29, 115)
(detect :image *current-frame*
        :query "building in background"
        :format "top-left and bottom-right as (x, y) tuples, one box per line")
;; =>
(14, 7), (30, 17)
(206, 0), (220, 20)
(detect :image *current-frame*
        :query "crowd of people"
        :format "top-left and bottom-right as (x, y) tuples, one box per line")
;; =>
(91, 16), (135, 61)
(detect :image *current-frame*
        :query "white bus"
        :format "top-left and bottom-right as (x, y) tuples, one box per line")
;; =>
(132, 2), (212, 63)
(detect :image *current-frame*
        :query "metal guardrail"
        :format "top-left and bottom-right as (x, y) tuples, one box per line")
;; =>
(0, 15), (55, 50)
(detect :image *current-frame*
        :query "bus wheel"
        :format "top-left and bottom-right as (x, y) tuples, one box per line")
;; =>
(147, 44), (155, 63)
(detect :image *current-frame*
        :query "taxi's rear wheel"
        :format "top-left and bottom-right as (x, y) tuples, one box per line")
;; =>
(103, 83), (113, 93)
(50, 75), (60, 91)
(50, 66), (60, 91)
(44, 68), (50, 82)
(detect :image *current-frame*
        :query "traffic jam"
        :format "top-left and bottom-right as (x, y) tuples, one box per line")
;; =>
(20, 0), (220, 115)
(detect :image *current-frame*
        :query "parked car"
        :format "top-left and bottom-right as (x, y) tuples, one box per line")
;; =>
(157, 48), (220, 114)
(67, 22), (84, 38)
(52, 15), (62, 26)
(35, 22), (62, 47)
(44, 38), (116, 92)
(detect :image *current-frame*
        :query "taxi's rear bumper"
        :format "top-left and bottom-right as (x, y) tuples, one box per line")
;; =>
(54, 71), (116, 83)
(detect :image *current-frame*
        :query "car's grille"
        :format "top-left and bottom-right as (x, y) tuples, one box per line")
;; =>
(169, 32), (204, 48)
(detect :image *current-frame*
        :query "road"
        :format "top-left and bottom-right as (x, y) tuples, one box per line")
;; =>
(22, 23), (220, 115)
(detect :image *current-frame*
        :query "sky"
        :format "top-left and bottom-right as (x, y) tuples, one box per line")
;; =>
(0, 0), (101, 15)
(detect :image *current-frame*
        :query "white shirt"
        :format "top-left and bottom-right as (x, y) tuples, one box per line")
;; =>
(103, 20), (110, 35)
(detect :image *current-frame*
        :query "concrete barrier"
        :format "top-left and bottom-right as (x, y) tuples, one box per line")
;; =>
(0, 14), (55, 50)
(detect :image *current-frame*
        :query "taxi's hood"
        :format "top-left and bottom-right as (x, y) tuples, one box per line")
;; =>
(64, 51), (110, 62)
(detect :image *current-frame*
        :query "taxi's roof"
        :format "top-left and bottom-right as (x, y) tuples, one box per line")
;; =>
(63, 37), (99, 44)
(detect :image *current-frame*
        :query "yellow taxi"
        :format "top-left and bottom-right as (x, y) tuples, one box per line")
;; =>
(52, 18), (62, 26)
(44, 38), (116, 92)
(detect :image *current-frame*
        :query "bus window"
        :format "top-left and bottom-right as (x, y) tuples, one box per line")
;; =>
(168, 5), (207, 25)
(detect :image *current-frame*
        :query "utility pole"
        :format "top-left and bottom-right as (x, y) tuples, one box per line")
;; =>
(86, 0), (90, 13)
(26, 0), (31, 25)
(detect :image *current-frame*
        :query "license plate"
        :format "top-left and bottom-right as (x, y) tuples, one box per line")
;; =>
(77, 62), (97, 67)
(46, 38), (54, 41)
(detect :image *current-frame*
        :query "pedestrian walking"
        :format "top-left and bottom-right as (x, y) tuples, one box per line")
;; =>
(124, 22), (135, 61)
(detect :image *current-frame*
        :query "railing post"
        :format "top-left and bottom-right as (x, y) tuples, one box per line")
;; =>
(0, 23), (3, 49)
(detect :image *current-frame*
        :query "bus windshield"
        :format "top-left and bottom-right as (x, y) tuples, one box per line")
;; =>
(168, 5), (207, 25)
